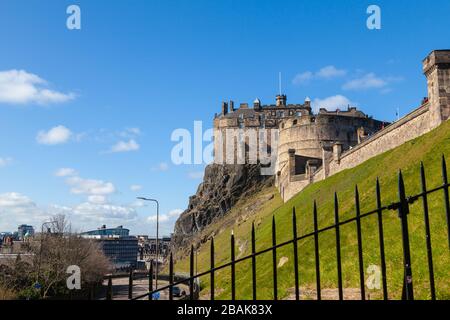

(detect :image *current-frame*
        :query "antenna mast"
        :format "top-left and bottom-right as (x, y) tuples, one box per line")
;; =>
(279, 72), (282, 95)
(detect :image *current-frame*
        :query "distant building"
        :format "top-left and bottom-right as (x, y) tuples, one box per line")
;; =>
(17, 225), (34, 240)
(138, 236), (171, 261)
(0, 232), (12, 242)
(80, 225), (129, 237)
(80, 225), (138, 270)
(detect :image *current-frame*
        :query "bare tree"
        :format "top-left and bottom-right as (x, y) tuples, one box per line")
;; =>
(30, 215), (111, 298)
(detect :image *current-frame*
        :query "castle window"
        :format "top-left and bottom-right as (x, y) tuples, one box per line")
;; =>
(293, 120), (298, 125)
(259, 114), (266, 128)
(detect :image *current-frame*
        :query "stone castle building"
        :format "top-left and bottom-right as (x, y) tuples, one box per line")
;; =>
(213, 50), (450, 201)
(172, 49), (450, 249)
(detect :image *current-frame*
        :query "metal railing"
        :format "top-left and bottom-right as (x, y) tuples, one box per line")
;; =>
(132, 155), (450, 301)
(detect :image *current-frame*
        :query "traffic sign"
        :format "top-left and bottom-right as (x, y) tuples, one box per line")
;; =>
(152, 292), (160, 300)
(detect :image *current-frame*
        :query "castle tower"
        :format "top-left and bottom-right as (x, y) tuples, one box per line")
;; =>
(276, 94), (287, 107)
(221, 101), (228, 115)
(253, 98), (261, 110)
(423, 50), (450, 127)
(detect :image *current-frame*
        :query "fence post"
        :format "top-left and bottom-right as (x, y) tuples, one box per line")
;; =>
(128, 268), (133, 300)
(251, 222), (257, 300)
(89, 284), (94, 300)
(313, 201), (321, 300)
(169, 253), (174, 301)
(376, 178), (388, 300)
(398, 171), (414, 300)
(272, 216), (278, 300)
(190, 245), (194, 300)
(149, 261), (153, 300)
(355, 185), (365, 300)
(231, 231), (236, 300)
(334, 193), (343, 300)
(292, 208), (300, 300)
(210, 238), (215, 301)
(420, 162), (436, 300)
(442, 155), (450, 249)
(106, 276), (113, 300)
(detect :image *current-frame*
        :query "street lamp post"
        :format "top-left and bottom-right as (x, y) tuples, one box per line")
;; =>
(137, 197), (159, 289)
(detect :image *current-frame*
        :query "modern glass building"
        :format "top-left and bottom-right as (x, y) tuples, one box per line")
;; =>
(17, 225), (34, 240)
(80, 225), (138, 270)
(79, 225), (129, 237)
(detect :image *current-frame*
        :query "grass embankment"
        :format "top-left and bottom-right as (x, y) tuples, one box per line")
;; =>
(174, 120), (450, 300)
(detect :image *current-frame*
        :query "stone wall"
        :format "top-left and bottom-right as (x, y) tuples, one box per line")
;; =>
(279, 104), (434, 202)
(328, 104), (433, 175)
(277, 113), (383, 169)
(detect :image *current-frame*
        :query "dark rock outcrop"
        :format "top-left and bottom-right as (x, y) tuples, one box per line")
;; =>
(172, 164), (274, 249)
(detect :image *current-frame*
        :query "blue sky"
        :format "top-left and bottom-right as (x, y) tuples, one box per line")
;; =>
(0, 0), (449, 236)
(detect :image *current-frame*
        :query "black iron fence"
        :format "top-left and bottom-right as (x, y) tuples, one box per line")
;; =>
(132, 156), (450, 301)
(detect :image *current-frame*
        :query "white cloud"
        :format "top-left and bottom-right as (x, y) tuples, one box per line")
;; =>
(110, 139), (140, 153)
(0, 157), (13, 168)
(131, 200), (146, 208)
(188, 171), (204, 180)
(316, 66), (347, 79)
(312, 95), (354, 112)
(168, 209), (183, 218)
(36, 125), (72, 145)
(292, 71), (314, 85)
(0, 69), (75, 105)
(56, 170), (117, 206)
(0, 191), (140, 233)
(130, 185), (142, 191)
(0, 192), (35, 208)
(147, 208), (183, 223)
(293, 65), (346, 85)
(48, 201), (139, 229)
(71, 202), (138, 221)
(66, 176), (116, 197)
(342, 73), (387, 91)
(148, 214), (169, 222)
(119, 127), (141, 138)
(55, 167), (77, 177)
(87, 195), (107, 204)
(0, 192), (48, 231)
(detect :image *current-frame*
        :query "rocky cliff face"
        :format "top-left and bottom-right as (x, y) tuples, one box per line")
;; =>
(172, 164), (274, 249)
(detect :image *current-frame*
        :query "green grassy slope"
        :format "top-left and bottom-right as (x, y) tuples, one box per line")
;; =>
(174, 120), (450, 300)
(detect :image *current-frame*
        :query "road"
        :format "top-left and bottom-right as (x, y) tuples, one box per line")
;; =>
(99, 276), (189, 300)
